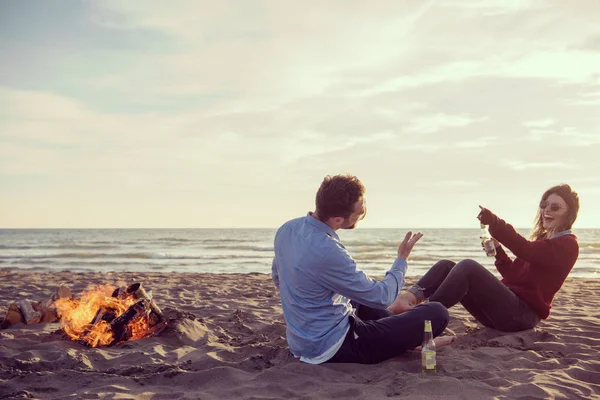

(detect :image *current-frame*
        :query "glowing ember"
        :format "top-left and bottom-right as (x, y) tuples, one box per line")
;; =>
(54, 283), (166, 347)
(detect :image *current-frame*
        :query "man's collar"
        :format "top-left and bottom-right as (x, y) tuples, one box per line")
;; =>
(306, 212), (339, 240)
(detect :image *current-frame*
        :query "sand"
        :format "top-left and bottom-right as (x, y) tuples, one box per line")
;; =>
(1, 271), (599, 399)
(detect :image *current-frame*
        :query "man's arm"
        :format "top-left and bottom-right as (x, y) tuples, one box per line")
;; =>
(315, 243), (407, 309)
(271, 257), (280, 289)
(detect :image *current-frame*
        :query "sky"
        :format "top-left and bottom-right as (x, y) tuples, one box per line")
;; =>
(1, 0), (599, 229)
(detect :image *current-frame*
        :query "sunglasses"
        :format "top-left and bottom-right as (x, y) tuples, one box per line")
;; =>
(539, 200), (562, 212)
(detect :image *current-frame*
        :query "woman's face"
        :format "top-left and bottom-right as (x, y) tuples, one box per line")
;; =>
(541, 193), (569, 232)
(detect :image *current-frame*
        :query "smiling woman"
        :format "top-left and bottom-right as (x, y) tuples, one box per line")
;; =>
(531, 184), (580, 241)
(389, 183), (581, 333)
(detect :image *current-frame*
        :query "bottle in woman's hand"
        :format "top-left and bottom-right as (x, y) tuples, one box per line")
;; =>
(480, 223), (496, 257)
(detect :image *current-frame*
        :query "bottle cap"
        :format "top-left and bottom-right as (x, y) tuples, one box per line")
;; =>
(424, 320), (432, 331)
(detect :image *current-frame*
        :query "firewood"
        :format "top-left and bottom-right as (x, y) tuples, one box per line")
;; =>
(40, 307), (59, 323)
(126, 283), (165, 326)
(40, 285), (73, 323)
(1, 303), (25, 328)
(52, 285), (72, 302)
(110, 299), (148, 345)
(18, 300), (42, 324)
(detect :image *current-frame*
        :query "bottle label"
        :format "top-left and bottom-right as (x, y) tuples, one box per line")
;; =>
(422, 350), (436, 370)
(483, 240), (496, 257)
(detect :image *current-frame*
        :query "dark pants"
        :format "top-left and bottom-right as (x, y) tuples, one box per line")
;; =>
(326, 302), (449, 364)
(414, 259), (540, 332)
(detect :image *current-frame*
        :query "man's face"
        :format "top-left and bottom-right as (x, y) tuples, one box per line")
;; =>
(341, 197), (367, 230)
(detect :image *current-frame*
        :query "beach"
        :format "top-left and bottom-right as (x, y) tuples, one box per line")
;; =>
(1, 271), (599, 399)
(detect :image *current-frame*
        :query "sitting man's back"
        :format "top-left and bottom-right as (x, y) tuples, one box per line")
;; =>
(272, 174), (450, 364)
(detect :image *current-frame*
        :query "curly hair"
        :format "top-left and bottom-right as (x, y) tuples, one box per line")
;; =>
(315, 174), (366, 221)
(530, 184), (580, 241)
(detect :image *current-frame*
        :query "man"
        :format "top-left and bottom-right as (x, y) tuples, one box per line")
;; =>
(272, 174), (449, 364)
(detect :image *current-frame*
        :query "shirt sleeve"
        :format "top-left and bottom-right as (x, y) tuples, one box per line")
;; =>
(271, 257), (280, 289)
(312, 243), (407, 309)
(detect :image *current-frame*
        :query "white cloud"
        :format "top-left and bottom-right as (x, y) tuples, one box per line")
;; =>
(503, 161), (580, 171)
(407, 113), (484, 134)
(2, 1), (600, 228)
(523, 119), (556, 128)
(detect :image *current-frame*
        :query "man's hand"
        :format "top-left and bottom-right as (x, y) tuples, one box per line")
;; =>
(397, 231), (423, 259)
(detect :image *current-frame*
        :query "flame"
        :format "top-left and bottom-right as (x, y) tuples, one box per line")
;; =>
(54, 284), (161, 347)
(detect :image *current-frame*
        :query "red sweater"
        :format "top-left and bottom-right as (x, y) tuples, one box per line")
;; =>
(484, 212), (579, 319)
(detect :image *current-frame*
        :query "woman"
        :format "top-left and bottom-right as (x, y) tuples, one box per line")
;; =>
(389, 184), (580, 332)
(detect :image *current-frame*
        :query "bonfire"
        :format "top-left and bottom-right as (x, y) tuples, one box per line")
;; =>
(55, 283), (167, 347)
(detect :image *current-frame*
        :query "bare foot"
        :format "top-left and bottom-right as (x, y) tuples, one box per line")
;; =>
(415, 335), (457, 351)
(388, 291), (417, 314)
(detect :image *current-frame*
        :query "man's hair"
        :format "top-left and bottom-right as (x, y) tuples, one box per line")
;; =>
(531, 183), (580, 240)
(315, 174), (365, 221)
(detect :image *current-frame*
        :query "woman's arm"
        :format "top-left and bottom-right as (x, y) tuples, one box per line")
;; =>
(494, 245), (514, 277)
(479, 207), (575, 268)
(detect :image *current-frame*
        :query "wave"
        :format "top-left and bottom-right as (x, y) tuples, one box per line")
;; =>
(0, 252), (273, 261)
(0, 244), (121, 250)
(202, 245), (274, 252)
(155, 237), (195, 242)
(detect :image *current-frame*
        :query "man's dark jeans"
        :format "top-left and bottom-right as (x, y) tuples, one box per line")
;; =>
(326, 302), (448, 364)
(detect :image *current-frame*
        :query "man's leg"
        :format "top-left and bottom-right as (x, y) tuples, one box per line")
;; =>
(327, 302), (449, 364)
(355, 304), (392, 321)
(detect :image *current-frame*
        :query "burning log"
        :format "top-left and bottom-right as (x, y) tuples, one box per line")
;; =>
(110, 299), (148, 344)
(126, 283), (165, 327)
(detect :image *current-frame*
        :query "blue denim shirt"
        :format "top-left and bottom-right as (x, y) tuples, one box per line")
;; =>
(272, 213), (407, 362)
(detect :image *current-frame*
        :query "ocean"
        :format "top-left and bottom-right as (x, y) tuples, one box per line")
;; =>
(1, 228), (599, 278)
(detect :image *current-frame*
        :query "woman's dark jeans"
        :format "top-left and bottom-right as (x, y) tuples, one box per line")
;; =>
(411, 259), (540, 332)
(326, 302), (449, 364)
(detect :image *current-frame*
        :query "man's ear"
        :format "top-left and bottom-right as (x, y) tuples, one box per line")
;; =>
(331, 216), (344, 227)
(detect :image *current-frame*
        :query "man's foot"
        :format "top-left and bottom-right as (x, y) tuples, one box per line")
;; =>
(388, 291), (418, 314)
(415, 335), (457, 351)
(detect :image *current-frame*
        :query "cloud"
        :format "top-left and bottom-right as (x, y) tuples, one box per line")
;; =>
(523, 119), (556, 128)
(1, 1), (600, 228)
(502, 161), (580, 171)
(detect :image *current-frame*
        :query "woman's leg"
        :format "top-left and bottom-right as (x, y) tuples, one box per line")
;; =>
(388, 260), (455, 314)
(410, 259), (456, 301)
(430, 259), (537, 331)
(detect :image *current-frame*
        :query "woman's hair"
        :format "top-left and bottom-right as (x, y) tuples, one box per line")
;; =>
(530, 184), (580, 241)
(315, 174), (365, 221)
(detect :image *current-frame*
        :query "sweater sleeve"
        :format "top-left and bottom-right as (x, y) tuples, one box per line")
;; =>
(494, 245), (514, 277)
(486, 213), (575, 269)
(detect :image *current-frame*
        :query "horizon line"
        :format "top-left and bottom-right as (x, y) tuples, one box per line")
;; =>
(2, 226), (599, 230)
